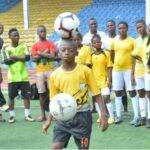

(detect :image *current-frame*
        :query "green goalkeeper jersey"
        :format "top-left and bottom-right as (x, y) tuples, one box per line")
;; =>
(4, 43), (29, 83)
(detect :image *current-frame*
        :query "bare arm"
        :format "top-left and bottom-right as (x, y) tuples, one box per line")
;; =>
(131, 56), (136, 77)
(9, 55), (30, 62)
(110, 50), (115, 63)
(107, 67), (112, 88)
(94, 94), (108, 132)
(39, 50), (56, 60)
(42, 114), (53, 134)
(131, 56), (136, 86)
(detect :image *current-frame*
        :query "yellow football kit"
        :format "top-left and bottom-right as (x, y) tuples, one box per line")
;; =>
(49, 64), (100, 111)
(132, 44), (150, 74)
(91, 50), (112, 90)
(111, 37), (136, 71)
(134, 36), (148, 77)
(75, 45), (91, 65)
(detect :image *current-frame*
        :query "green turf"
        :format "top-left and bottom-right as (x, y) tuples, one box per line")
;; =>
(0, 98), (150, 149)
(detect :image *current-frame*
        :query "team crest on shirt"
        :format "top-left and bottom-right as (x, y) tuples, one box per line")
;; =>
(80, 83), (87, 90)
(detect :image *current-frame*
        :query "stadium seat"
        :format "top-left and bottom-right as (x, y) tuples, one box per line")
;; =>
(49, 0), (145, 42)
(0, 0), (91, 48)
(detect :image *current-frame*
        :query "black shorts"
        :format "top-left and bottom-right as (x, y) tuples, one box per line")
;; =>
(8, 82), (30, 100)
(53, 110), (92, 149)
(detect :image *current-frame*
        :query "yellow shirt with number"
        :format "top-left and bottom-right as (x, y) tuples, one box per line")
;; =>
(111, 37), (135, 71)
(91, 50), (112, 89)
(134, 36), (148, 77)
(75, 45), (91, 65)
(49, 64), (100, 111)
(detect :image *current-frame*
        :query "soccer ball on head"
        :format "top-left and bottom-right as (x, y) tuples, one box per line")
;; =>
(54, 12), (80, 39)
(49, 93), (77, 121)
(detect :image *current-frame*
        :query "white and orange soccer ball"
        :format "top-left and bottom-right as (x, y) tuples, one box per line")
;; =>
(49, 93), (77, 121)
(54, 12), (80, 39)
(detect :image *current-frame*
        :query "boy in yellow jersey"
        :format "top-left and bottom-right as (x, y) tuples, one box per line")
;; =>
(31, 25), (56, 121)
(73, 32), (91, 67)
(110, 21), (140, 126)
(132, 35), (150, 128)
(132, 20), (149, 125)
(91, 34), (114, 124)
(42, 39), (108, 149)
(2, 28), (34, 123)
(73, 32), (97, 114)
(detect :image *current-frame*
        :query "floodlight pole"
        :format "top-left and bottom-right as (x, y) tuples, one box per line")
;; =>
(23, 0), (29, 30)
(146, 0), (150, 25)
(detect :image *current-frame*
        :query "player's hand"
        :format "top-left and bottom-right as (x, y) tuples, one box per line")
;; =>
(42, 120), (50, 134)
(9, 56), (17, 60)
(99, 115), (108, 132)
(43, 49), (49, 53)
(39, 49), (49, 55)
(42, 115), (52, 134)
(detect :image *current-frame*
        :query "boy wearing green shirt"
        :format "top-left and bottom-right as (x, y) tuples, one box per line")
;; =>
(2, 28), (34, 123)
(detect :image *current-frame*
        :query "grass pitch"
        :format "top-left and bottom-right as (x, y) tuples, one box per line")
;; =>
(0, 97), (150, 149)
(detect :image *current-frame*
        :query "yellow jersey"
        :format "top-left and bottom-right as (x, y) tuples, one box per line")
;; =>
(75, 45), (91, 65)
(134, 36), (148, 77)
(111, 37), (135, 71)
(91, 50), (112, 89)
(132, 44), (150, 74)
(49, 64), (100, 111)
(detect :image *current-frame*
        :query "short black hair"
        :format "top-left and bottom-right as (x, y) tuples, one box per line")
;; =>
(135, 19), (146, 26)
(89, 17), (96, 21)
(107, 20), (116, 25)
(74, 32), (82, 40)
(89, 18), (97, 23)
(60, 39), (77, 49)
(91, 34), (101, 42)
(8, 28), (18, 35)
(118, 21), (128, 29)
(37, 25), (46, 29)
(37, 25), (46, 30)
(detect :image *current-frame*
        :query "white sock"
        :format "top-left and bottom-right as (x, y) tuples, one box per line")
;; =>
(115, 96), (122, 118)
(147, 98), (150, 119)
(9, 110), (15, 117)
(139, 97), (147, 117)
(106, 102), (114, 118)
(95, 102), (101, 117)
(131, 96), (139, 119)
(24, 109), (30, 117)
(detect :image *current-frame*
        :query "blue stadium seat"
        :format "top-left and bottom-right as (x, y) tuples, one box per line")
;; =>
(48, 0), (145, 41)
(0, 0), (21, 13)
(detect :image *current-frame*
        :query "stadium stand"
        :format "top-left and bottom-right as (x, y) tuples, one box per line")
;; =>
(0, 0), (91, 48)
(0, 0), (21, 13)
(49, 0), (145, 41)
(0, 0), (145, 68)
(0, 0), (145, 45)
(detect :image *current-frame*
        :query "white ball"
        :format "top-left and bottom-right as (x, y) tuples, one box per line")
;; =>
(49, 93), (77, 121)
(54, 12), (80, 39)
